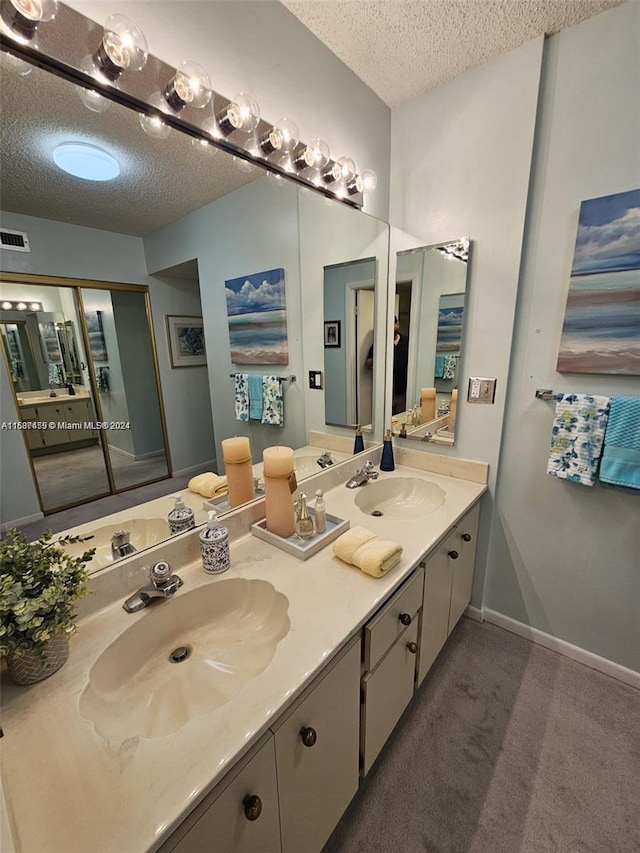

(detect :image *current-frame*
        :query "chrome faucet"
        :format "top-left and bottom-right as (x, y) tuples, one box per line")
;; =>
(317, 450), (334, 468)
(122, 561), (184, 613)
(346, 460), (379, 488)
(111, 530), (137, 559)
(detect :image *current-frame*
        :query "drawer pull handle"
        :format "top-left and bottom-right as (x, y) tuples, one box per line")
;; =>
(399, 612), (412, 626)
(448, 549), (459, 560)
(461, 533), (472, 542)
(300, 726), (317, 747)
(243, 794), (262, 821)
(406, 641), (418, 654)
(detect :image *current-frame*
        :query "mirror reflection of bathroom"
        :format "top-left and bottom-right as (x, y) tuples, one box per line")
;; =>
(323, 258), (376, 431)
(392, 238), (471, 445)
(0, 279), (171, 513)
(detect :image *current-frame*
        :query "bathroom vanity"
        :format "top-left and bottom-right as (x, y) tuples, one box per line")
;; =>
(0, 453), (486, 853)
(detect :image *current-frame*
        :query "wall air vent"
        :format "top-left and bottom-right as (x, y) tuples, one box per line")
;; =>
(0, 229), (30, 252)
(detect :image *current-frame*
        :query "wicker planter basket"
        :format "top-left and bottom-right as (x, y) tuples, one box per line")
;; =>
(6, 634), (70, 685)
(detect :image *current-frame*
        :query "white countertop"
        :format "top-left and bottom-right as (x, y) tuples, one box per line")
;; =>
(0, 462), (486, 853)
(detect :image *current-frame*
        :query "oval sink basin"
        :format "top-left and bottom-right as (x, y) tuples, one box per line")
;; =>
(61, 518), (170, 570)
(354, 477), (446, 518)
(80, 578), (290, 740)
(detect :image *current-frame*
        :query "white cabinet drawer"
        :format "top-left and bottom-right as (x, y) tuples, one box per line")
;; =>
(361, 620), (419, 776)
(363, 566), (424, 672)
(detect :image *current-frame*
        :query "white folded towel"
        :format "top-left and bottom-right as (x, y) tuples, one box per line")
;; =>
(188, 472), (228, 498)
(333, 526), (402, 578)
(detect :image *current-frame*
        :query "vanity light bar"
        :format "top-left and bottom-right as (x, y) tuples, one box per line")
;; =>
(0, 2), (374, 208)
(0, 299), (42, 311)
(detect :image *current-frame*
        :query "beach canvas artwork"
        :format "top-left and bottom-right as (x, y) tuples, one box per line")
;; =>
(436, 293), (465, 352)
(225, 268), (289, 364)
(557, 188), (640, 375)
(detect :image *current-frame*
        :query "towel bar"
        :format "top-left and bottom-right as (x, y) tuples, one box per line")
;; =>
(229, 373), (296, 382)
(535, 389), (557, 400)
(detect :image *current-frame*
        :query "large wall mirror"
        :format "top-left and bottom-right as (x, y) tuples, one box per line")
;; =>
(0, 43), (389, 571)
(390, 235), (471, 446)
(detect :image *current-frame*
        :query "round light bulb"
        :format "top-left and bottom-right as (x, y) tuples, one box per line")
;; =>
(164, 61), (211, 111)
(139, 111), (171, 140)
(271, 117), (299, 152)
(16, 302), (27, 310)
(331, 156), (356, 183)
(358, 169), (377, 193)
(0, 0), (57, 40)
(96, 14), (148, 80)
(77, 85), (111, 114)
(301, 137), (330, 170)
(1, 301), (13, 310)
(29, 303), (40, 311)
(0, 50), (33, 75)
(222, 92), (260, 134)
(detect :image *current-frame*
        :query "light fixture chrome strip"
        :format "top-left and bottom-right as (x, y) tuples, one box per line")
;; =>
(0, 1), (369, 208)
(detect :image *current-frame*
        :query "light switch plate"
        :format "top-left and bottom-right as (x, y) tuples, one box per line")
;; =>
(309, 370), (323, 390)
(467, 377), (496, 404)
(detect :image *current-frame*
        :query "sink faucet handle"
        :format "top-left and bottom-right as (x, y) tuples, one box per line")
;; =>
(149, 561), (172, 585)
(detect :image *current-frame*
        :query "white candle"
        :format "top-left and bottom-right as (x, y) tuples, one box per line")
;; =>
(263, 446), (295, 538)
(449, 389), (458, 431)
(421, 387), (436, 423)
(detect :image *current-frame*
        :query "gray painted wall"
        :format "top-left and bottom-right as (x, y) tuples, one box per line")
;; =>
(485, 3), (640, 672)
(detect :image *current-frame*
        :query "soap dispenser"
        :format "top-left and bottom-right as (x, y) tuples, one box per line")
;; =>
(380, 429), (395, 472)
(168, 494), (195, 535)
(295, 492), (315, 541)
(313, 489), (326, 534)
(200, 510), (230, 574)
(353, 424), (365, 454)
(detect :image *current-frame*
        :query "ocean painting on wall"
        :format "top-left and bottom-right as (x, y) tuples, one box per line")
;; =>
(436, 293), (465, 352)
(225, 268), (289, 364)
(557, 188), (640, 375)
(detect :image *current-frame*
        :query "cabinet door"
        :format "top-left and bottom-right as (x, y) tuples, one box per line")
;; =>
(40, 405), (70, 447)
(65, 400), (95, 441)
(361, 620), (419, 776)
(20, 406), (45, 450)
(165, 734), (280, 853)
(417, 541), (453, 686)
(273, 637), (361, 853)
(448, 502), (481, 634)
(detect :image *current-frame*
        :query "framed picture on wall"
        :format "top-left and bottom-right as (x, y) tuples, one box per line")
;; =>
(166, 315), (207, 367)
(84, 310), (108, 362)
(324, 320), (341, 348)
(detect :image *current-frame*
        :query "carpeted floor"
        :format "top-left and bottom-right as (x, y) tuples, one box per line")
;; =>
(323, 619), (639, 853)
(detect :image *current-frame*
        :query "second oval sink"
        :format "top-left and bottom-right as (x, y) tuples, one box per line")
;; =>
(80, 578), (290, 740)
(355, 477), (446, 518)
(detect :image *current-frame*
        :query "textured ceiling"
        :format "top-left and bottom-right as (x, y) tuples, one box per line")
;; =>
(0, 62), (261, 238)
(281, 0), (626, 107)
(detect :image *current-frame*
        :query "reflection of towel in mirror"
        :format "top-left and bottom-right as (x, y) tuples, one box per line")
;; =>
(547, 393), (610, 486)
(262, 375), (284, 425)
(434, 354), (445, 379)
(188, 472), (228, 498)
(234, 373), (249, 421)
(333, 526), (402, 578)
(599, 397), (640, 489)
(443, 354), (458, 380)
(248, 374), (264, 420)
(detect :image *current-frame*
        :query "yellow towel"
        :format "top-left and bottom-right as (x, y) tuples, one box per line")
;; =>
(333, 527), (402, 578)
(188, 472), (228, 498)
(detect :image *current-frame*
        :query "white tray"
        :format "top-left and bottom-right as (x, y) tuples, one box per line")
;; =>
(251, 511), (349, 560)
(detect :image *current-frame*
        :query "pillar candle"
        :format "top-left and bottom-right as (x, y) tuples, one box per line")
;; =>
(449, 389), (458, 432)
(263, 446), (295, 538)
(222, 436), (255, 508)
(421, 387), (436, 424)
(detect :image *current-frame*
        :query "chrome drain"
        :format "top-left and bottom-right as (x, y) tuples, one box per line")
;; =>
(371, 510), (384, 517)
(169, 645), (192, 664)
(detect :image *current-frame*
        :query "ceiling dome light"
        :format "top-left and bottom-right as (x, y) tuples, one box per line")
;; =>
(94, 13), (148, 82)
(0, 0), (58, 42)
(53, 142), (120, 181)
(163, 61), (211, 111)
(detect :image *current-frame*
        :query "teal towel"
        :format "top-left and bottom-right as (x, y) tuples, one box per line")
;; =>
(248, 374), (263, 420)
(434, 354), (445, 379)
(599, 397), (640, 490)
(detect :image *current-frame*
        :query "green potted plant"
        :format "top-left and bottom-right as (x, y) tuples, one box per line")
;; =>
(0, 528), (95, 685)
